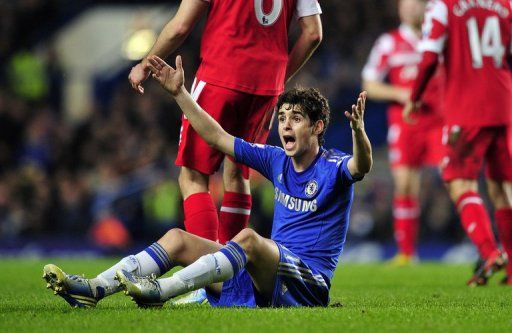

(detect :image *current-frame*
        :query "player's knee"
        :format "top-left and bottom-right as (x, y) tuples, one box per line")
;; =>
(223, 163), (248, 189)
(223, 176), (249, 194)
(223, 168), (244, 184)
(178, 168), (199, 186)
(232, 228), (260, 255)
(487, 181), (511, 209)
(159, 228), (186, 255)
(178, 168), (209, 195)
(446, 180), (477, 203)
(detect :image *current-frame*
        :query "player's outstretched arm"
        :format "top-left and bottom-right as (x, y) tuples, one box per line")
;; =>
(345, 91), (373, 178)
(128, 0), (208, 94)
(148, 55), (235, 157)
(403, 51), (439, 123)
(285, 14), (322, 83)
(362, 80), (410, 105)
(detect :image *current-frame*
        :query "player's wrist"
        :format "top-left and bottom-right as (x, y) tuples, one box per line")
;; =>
(171, 85), (187, 98)
(351, 123), (365, 132)
(141, 57), (151, 70)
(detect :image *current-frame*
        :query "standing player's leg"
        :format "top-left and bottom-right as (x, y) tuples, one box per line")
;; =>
(174, 82), (252, 304)
(391, 122), (445, 264)
(218, 159), (252, 244)
(485, 129), (512, 285)
(487, 180), (512, 285)
(442, 127), (505, 285)
(388, 123), (422, 264)
(390, 166), (421, 264)
(178, 167), (218, 241)
(176, 80), (236, 242)
(447, 179), (505, 286)
(218, 93), (277, 244)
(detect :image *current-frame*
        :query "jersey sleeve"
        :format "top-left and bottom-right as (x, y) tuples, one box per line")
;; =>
(361, 33), (394, 82)
(411, 0), (447, 102)
(296, 0), (322, 18)
(234, 137), (280, 182)
(510, 3), (512, 57)
(339, 155), (364, 186)
(418, 0), (448, 54)
(324, 150), (363, 186)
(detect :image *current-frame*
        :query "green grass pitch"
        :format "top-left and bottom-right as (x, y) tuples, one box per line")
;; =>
(0, 258), (511, 333)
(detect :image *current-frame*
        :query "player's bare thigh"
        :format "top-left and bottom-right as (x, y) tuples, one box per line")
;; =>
(223, 157), (250, 194)
(231, 228), (280, 299)
(391, 166), (421, 197)
(486, 180), (512, 209)
(157, 228), (222, 267)
(157, 228), (225, 294)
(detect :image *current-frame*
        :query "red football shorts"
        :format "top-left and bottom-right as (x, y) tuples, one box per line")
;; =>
(387, 121), (444, 169)
(441, 125), (512, 182)
(176, 79), (278, 178)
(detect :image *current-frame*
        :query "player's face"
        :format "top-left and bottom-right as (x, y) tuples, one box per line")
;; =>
(277, 103), (320, 158)
(398, 0), (425, 28)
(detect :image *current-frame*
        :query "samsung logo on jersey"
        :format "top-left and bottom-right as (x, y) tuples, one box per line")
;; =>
(453, 0), (509, 18)
(274, 187), (317, 212)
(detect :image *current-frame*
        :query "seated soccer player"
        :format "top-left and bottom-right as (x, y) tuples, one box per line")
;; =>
(43, 55), (372, 308)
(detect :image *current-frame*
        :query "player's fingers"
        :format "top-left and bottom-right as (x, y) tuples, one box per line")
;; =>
(344, 110), (353, 121)
(146, 62), (157, 73)
(176, 55), (183, 71)
(153, 55), (168, 68)
(151, 73), (162, 82)
(146, 61), (161, 74)
(148, 57), (163, 71)
(403, 109), (412, 124)
(130, 82), (139, 92)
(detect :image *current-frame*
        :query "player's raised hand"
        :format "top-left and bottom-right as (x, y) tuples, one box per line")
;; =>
(345, 91), (367, 131)
(128, 62), (151, 94)
(147, 55), (185, 96)
(402, 100), (421, 124)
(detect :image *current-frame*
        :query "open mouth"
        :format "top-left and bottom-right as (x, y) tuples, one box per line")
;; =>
(283, 135), (296, 150)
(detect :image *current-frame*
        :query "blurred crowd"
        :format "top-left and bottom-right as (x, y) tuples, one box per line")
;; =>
(0, 0), (463, 249)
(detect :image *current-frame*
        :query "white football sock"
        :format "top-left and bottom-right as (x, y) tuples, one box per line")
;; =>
(91, 255), (139, 297)
(159, 251), (234, 300)
(91, 242), (172, 297)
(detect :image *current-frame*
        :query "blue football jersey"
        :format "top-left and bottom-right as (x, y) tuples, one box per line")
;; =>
(234, 138), (362, 284)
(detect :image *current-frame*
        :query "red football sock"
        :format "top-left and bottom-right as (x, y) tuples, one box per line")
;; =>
(183, 192), (219, 241)
(495, 208), (512, 276)
(393, 196), (420, 256)
(456, 191), (497, 259)
(218, 191), (252, 244)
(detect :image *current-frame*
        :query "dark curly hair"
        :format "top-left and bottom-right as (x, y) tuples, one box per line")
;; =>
(276, 87), (330, 145)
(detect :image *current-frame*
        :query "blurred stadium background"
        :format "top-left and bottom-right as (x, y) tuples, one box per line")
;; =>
(0, 0), (479, 261)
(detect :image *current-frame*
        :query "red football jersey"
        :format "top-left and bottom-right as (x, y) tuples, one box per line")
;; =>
(195, 0), (322, 96)
(419, 0), (512, 126)
(362, 24), (444, 126)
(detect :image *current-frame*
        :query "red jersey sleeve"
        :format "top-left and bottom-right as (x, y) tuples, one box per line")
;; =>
(361, 33), (395, 82)
(418, 0), (449, 54)
(410, 0), (448, 102)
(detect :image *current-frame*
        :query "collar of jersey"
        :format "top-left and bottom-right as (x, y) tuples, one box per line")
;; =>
(288, 147), (325, 178)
